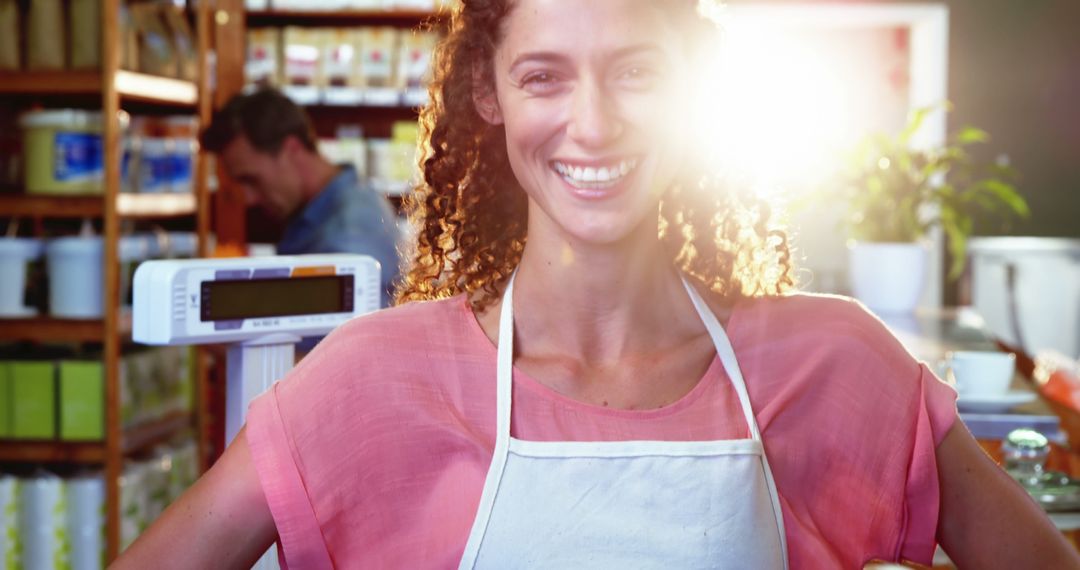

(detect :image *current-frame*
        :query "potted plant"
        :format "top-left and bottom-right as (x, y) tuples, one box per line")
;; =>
(836, 105), (1030, 314)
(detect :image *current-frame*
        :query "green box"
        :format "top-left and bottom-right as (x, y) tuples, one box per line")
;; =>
(11, 361), (56, 439)
(0, 362), (11, 438)
(60, 360), (104, 441)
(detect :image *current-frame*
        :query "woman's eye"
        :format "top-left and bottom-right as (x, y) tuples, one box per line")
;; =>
(522, 72), (553, 85)
(619, 66), (660, 89)
(519, 72), (563, 95)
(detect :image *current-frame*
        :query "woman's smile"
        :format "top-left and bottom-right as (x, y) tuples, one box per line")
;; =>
(550, 157), (641, 199)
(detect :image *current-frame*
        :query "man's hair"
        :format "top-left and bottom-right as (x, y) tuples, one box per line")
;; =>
(200, 88), (319, 155)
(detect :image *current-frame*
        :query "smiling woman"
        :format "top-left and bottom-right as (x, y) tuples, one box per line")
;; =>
(396, 0), (794, 310)
(111, 1), (1079, 569)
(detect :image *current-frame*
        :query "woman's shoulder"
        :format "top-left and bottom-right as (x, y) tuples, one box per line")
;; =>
(735, 291), (887, 338)
(328, 293), (469, 343)
(732, 291), (921, 375)
(285, 294), (477, 383)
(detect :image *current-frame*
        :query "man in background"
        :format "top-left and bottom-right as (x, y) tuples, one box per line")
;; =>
(201, 88), (401, 307)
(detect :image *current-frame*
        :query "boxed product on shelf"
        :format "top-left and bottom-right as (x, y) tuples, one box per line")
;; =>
(399, 30), (438, 106)
(10, 361), (56, 440)
(246, 28), (282, 88)
(282, 27), (324, 105)
(131, 3), (179, 78)
(70, 0), (102, 70)
(358, 27), (400, 105)
(119, 438), (198, 551)
(120, 347), (193, 429)
(0, 362), (10, 438)
(27, 0), (65, 70)
(160, 4), (198, 82)
(320, 133), (367, 178)
(59, 360), (105, 441)
(123, 115), (200, 194)
(0, 0), (18, 71)
(367, 120), (420, 196)
(118, 461), (147, 551)
(323, 29), (365, 105)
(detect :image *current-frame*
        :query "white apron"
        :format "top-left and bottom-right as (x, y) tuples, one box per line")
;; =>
(458, 274), (789, 569)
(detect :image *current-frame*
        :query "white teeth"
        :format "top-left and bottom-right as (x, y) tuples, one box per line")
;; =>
(552, 159), (638, 189)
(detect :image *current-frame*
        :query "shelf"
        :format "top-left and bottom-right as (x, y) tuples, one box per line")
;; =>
(0, 412), (193, 465)
(114, 71), (199, 106)
(118, 193), (198, 218)
(0, 70), (197, 106)
(0, 313), (131, 343)
(0, 439), (106, 464)
(0, 193), (197, 219)
(246, 9), (442, 27)
(121, 412), (194, 456)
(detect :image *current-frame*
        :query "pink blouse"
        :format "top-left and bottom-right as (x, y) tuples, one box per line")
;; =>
(246, 293), (958, 569)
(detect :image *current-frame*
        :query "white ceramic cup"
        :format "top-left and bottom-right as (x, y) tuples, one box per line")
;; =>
(946, 350), (1016, 398)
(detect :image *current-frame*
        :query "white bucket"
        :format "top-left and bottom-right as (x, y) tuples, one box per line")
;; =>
(46, 237), (104, 319)
(0, 237), (43, 317)
(968, 237), (1080, 359)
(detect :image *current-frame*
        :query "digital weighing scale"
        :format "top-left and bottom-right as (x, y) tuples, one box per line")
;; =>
(133, 254), (381, 568)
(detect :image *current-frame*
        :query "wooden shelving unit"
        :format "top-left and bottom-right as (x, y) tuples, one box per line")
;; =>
(0, 193), (198, 219)
(0, 412), (193, 464)
(0, 0), (213, 563)
(0, 314), (131, 343)
(0, 70), (197, 106)
(246, 8), (441, 27)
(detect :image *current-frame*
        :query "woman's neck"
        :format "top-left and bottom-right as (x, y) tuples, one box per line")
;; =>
(509, 216), (706, 367)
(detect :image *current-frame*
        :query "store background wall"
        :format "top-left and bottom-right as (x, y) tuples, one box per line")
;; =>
(732, 0), (1080, 238)
(730, 0), (1080, 303)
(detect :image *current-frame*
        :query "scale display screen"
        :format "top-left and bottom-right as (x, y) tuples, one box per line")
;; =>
(200, 275), (354, 322)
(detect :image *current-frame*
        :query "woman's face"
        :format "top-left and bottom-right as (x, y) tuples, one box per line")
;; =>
(482, 0), (692, 247)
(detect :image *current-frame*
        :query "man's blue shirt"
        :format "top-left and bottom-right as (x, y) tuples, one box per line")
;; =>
(277, 165), (401, 307)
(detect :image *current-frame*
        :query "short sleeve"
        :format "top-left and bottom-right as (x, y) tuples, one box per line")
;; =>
(247, 384), (335, 569)
(895, 362), (958, 563)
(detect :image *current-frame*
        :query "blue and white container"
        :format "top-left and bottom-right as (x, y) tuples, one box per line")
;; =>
(136, 138), (173, 194)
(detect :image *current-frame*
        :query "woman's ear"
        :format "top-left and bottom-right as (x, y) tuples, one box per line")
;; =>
(473, 68), (504, 125)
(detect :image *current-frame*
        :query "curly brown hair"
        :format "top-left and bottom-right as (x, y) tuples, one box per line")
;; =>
(395, 0), (796, 310)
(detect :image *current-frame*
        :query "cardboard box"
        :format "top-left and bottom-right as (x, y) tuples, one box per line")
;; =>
(0, 362), (11, 437)
(60, 360), (104, 441)
(11, 361), (56, 439)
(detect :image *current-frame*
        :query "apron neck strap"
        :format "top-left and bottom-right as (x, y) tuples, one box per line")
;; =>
(496, 272), (763, 441)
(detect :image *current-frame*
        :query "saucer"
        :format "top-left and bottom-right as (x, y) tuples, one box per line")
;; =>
(957, 390), (1038, 413)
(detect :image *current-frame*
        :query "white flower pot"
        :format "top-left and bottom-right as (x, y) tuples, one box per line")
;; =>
(848, 241), (930, 315)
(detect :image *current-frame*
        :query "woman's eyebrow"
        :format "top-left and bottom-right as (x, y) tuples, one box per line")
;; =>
(508, 51), (568, 74)
(508, 44), (664, 74)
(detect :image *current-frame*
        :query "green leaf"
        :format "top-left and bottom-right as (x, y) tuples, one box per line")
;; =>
(954, 126), (990, 146)
(976, 179), (1031, 218)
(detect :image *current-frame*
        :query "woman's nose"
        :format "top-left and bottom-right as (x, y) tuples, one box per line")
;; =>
(566, 80), (622, 148)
